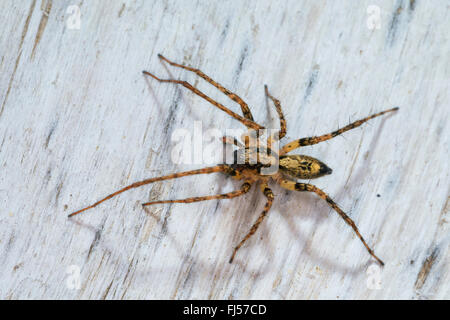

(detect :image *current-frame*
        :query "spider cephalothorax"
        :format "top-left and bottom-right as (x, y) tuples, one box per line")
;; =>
(70, 54), (398, 266)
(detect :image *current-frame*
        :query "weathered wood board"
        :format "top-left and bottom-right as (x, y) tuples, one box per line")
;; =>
(0, 0), (448, 299)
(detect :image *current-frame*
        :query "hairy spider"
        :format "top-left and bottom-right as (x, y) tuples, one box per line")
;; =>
(69, 54), (398, 266)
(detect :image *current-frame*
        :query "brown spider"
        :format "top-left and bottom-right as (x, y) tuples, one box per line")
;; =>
(69, 54), (399, 266)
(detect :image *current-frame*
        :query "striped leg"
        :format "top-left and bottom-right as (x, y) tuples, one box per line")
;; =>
(142, 181), (251, 206)
(69, 165), (235, 217)
(229, 182), (274, 263)
(278, 179), (384, 265)
(143, 71), (261, 130)
(158, 54), (255, 121)
(280, 107), (399, 155)
(265, 85), (287, 139)
(222, 136), (244, 148)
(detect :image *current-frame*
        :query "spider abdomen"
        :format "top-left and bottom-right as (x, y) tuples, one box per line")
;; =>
(279, 155), (332, 179)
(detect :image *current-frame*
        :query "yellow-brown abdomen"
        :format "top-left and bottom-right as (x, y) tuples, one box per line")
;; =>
(279, 155), (332, 179)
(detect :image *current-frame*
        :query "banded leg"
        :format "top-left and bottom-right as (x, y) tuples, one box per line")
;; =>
(265, 85), (287, 139)
(222, 132), (256, 154)
(143, 73), (263, 131)
(278, 179), (384, 265)
(222, 136), (277, 156)
(280, 107), (399, 155)
(69, 165), (235, 217)
(158, 54), (255, 121)
(229, 182), (274, 263)
(222, 136), (244, 148)
(142, 181), (251, 206)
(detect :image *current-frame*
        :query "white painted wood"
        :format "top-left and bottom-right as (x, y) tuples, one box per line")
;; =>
(0, 0), (448, 299)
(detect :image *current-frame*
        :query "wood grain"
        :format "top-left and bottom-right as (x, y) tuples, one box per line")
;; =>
(0, 0), (448, 299)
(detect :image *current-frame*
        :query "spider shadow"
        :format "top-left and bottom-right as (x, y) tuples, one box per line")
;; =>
(137, 187), (277, 292)
(143, 57), (235, 133)
(66, 206), (222, 298)
(67, 180), (275, 298)
(274, 111), (395, 274)
(219, 183), (279, 277)
(142, 67), (195, 123)
(141, 60), (202, 166)
(333, 110), (396, 201)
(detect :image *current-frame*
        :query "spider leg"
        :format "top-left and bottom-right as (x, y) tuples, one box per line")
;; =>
(142, 71), (262, 131)
(280, 107), (399, 155)
(222, 136), (244, 148)
(265, 85), (287, 139)
(229, 182), (274, 263)
(158, 54), (255, 121)
(142, 181), (251, 206)
(69, 165), (236, 217)
(278, 179), (384, 265)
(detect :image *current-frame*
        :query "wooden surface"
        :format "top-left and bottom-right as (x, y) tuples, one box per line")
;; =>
(0, 0), (448, 300)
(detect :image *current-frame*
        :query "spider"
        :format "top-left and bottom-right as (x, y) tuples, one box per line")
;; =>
(69, 54), (398, 266)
